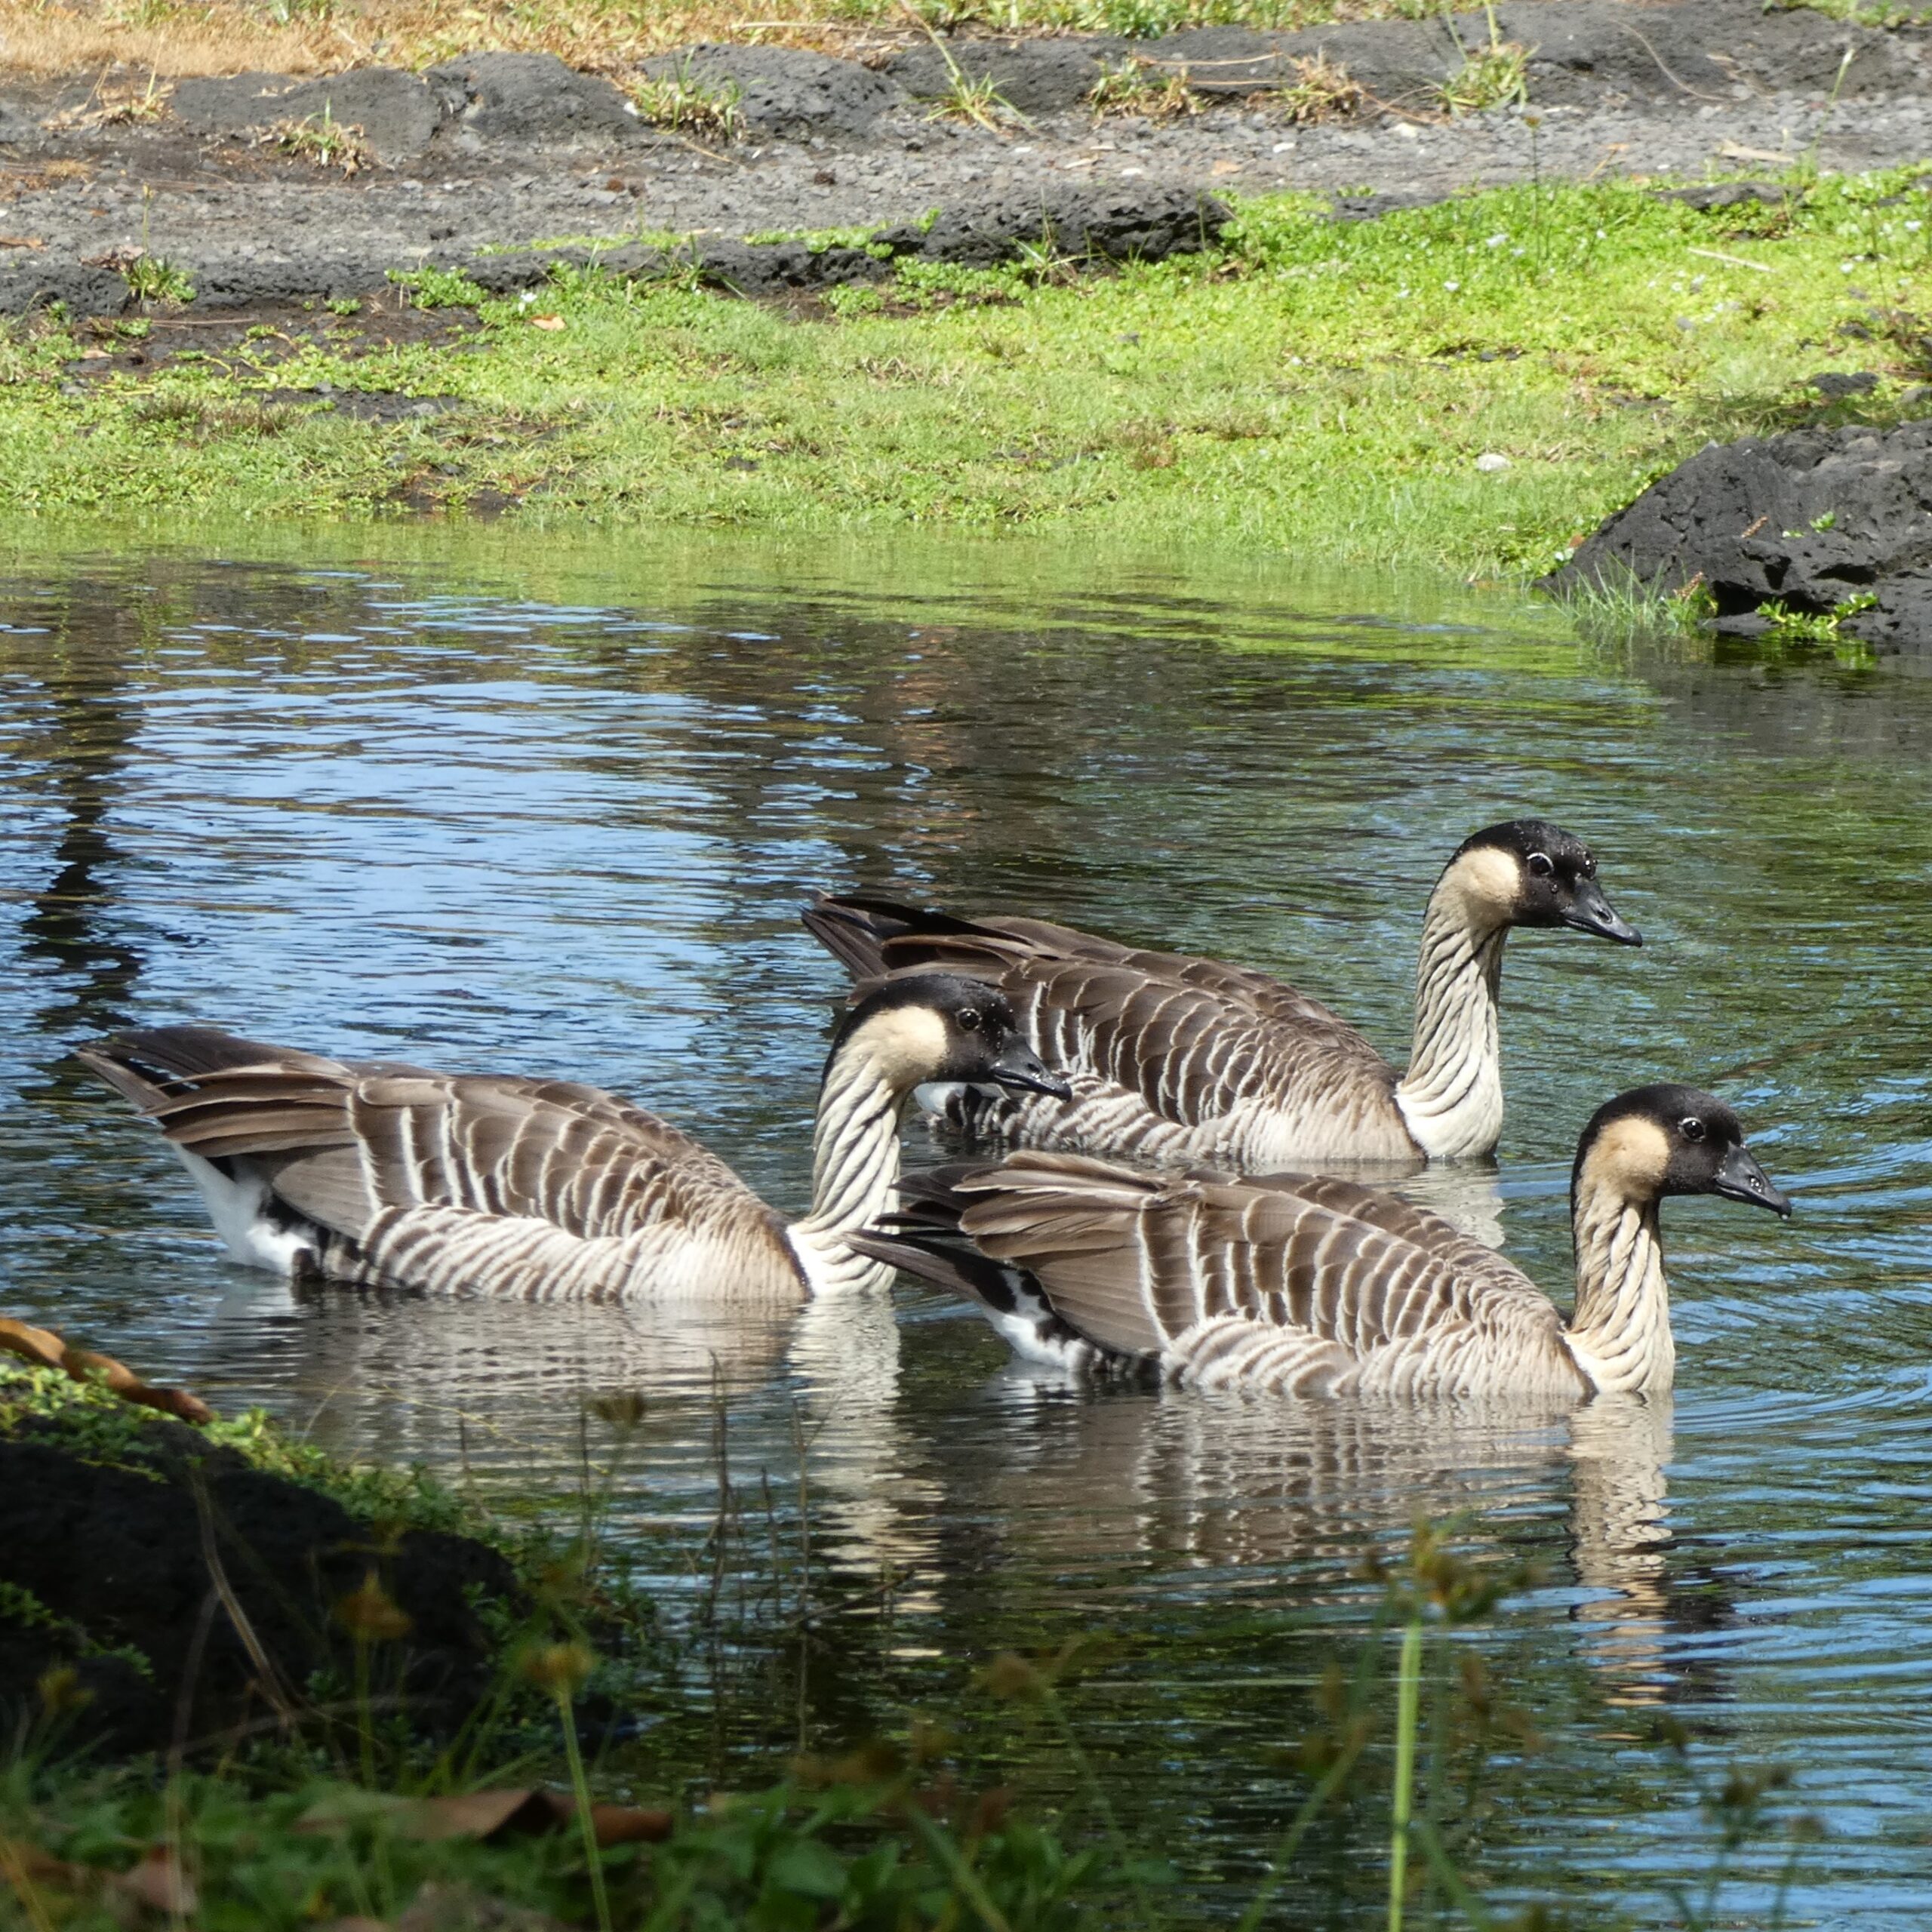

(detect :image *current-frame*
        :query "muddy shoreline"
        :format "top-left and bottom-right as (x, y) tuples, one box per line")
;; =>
(1, 0), (1928, 315)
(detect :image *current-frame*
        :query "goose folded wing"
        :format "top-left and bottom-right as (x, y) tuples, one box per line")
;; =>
(946, 1152), (1558, 1360)
(1015, 962), (1391, 1131)
(86, 1032), (763, 1247)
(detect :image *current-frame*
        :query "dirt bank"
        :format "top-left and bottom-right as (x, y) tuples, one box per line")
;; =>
(1, 0), (1928, 315)
(0, 1386), (525, 1755)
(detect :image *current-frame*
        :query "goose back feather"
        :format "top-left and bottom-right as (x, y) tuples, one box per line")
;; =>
(81, 977), (1070, 1303)
(84, 1029), (800, 1300)
(853, 1088), (1788, 1400)
(804, 898), (1411, 1168)
(861, 1152), (1583, 1398)
(805, 822), (1638, 1170)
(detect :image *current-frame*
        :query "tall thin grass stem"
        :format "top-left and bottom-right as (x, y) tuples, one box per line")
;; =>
(554, 1685), (613, 1932)
(354, 1636), (375, 1789)
(1234, 1737), (1367, 1932)
(1387, 1615), (1423, 1932)
(903, 1803), (1018, 1932)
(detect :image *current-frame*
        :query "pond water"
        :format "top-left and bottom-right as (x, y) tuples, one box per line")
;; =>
(2, 531), (1930, 1925)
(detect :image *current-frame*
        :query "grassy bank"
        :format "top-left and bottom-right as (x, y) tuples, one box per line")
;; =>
(0, 1359), (1160, 1929)
(8, 170), (1929, 581)
(0, 0), (1905, 79)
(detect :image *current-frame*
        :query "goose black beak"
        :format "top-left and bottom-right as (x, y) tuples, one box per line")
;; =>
(1712, 1142), (1792, 1217)
(1561, 880), (1643, 947)
(989, 1037), (1072, 1103)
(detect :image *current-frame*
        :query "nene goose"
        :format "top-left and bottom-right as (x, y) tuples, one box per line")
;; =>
(80, 974), (1069, 1301)
(804, 819), (1640, 1169)
(848, 1084), (1790, 1398)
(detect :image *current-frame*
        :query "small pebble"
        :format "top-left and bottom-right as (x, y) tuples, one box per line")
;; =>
(1475, 452), (1511, 472)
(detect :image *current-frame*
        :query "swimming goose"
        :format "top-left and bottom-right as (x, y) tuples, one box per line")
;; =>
(848, 1084), (1789, 1398)
(804, 819), (1639, 1170)
(80, 974), (1069, 1302)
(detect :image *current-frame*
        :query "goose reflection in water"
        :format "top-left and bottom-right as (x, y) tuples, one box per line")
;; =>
(232, 1277), (940, 1604)
(241, 1269), (1690, 1710)
(961, 1371), (1688, 1706)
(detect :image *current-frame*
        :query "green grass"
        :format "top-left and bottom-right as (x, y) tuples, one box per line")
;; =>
(6, 171), (1930, 582)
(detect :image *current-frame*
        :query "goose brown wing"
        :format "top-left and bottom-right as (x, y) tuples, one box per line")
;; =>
(81, 1028), (774, 1248)
(804, 895), (1391, 1131)
(940, 1151), (1559, 1361)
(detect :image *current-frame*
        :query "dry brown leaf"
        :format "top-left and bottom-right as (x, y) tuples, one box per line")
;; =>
(0, 1315), (214, 1424)
(583, 1802), (674, 1847)
(115, 1847), (197, 1915)
(404, 1789), (672, 1847)
(529, 315), (566, 331)
(0, 236), (42, 248)
(405, 1790), (554, 1841)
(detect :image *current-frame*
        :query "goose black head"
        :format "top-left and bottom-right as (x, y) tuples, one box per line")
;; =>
(1572, 1083), (1791, 1218)
(1449, 817), (1641, 946)
(831, 973), (1072, 1101)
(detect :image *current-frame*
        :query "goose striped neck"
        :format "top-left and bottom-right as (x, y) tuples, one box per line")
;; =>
(787, 1035), (917, 1295)
(1563, 1187), (1672, 1397)
(1394, 878), (1510, 1161)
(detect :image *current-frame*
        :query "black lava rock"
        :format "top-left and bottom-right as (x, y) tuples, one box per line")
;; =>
(458, 182), (1228, 298)
(1657, 181), (1790, 211)
(878, 35), (1128, 114)
(0, 1418), (524, 1755)
(173, 69), (442, 163)
(641, 44), (909, 140)
(908, 181), (1229, 269)
(0, 258), (126, 314)
(426, 52), (641, 150)
(1544, 420), (1932, 649)
(1808, 370), (1881, 397)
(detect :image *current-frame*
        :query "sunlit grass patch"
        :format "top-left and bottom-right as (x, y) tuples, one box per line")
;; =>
(628, 63), (746, 142)
(274, 103), (373, 174)
(2, 170), (1928, 583)
(0, 0), (1908, 81)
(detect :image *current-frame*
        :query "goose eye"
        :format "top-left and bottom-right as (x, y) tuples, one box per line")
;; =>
(1527, 851), (1553, 878)
(1680, 1116), (1706, 1143)
(957, 1008), (982, 1032)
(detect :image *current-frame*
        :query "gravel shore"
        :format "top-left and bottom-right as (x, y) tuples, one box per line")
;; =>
(0, 0), (1926, 311)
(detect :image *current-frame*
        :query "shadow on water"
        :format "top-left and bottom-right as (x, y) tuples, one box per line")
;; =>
(2, 531), (1930, 1921)
(7, 588), (152, 1066)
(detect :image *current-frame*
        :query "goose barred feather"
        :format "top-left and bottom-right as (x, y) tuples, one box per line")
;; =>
(804, 821), (1637, 1169)
(81, 977), (1069, 1303)
(851, 1088), (1787, 1399)
(805, 900), (1411, 1168)
(857, 1152), (1586, 1398)
(83, 1026), (801, 1300)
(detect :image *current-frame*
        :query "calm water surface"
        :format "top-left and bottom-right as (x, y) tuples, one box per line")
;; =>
(2, 534), (1930, 1924)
